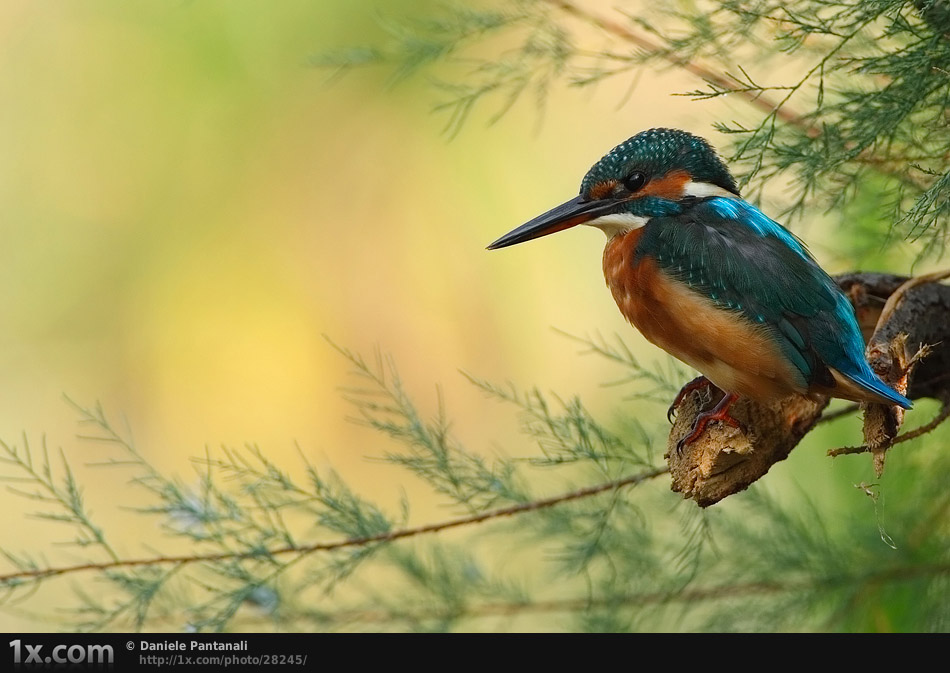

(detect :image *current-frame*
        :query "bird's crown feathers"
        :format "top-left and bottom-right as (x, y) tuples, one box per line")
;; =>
(580, 128), (739, 198)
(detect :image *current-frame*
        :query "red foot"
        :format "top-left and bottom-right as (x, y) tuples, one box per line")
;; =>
(667, 376), (715, 423)
(676, 392), (741, 454)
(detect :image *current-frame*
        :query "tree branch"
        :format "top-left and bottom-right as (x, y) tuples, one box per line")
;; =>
(543, 1), (936, 192)
(157, 562), (950, 627)
(667, 270), (950, 506)
(540, 0), (805, 127)
(0, 466), (668, 584)
(828, 400), (950, 457)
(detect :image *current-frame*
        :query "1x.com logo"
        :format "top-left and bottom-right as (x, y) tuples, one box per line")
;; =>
(10, 639), (114, 667)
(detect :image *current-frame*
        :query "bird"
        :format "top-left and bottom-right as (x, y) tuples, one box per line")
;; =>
(487, 128), (911, 451)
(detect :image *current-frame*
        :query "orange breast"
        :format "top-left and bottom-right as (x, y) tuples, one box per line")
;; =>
(602, 230), (805, 400)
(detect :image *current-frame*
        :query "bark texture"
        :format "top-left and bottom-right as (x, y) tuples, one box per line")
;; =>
(667, 272), (950, 507)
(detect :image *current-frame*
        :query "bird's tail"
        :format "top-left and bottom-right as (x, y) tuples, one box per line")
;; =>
(831, 367), (912, 409)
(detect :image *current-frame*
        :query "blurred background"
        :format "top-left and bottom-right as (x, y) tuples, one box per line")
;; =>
(0, 1), (931, 631)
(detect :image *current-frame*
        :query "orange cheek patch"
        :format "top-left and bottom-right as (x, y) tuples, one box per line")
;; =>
(639, 169), (690, 200)
(589, 179), (619, 200)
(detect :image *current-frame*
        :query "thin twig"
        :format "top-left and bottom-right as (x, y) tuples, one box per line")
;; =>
(871, 268), (950, 344)
(319, 559), (950, 620)
(142, 562), (950, 626)
(542, 0), (805, 127)
(0, 466), (669, 584)
(544, 0), (932, 190)
(828, 401), (950, 456)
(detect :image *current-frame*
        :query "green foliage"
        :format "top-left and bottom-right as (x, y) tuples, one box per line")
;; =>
(317, 2), (573, 137)
(323, 0), (950, 261)
(0, 337), (948, 632)
(1, 0), (949, 633)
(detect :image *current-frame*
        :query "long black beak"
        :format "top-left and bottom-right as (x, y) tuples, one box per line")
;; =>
(487, 195), (617, 250)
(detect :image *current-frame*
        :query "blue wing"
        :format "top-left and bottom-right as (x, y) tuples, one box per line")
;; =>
(636, 197), (911, 408)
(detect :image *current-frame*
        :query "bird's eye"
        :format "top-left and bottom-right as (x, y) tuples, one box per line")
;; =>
(623, 171), (647, 192)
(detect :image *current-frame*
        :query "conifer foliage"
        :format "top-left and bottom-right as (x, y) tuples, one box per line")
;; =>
(3, 1), (950, 632)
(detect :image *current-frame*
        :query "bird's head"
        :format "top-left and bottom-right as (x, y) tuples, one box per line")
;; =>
(488, 128), (739, 249)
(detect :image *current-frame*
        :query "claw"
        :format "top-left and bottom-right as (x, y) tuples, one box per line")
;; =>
(667, 376), (714, 423)
(675, 392), (741, 454)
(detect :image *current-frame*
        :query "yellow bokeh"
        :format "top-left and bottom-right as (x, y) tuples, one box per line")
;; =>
(0, 1), (867, 630)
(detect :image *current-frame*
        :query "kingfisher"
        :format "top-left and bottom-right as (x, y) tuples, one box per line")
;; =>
(488, 128), (911, 449)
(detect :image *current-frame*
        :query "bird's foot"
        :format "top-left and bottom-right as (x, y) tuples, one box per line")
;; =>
(667, 376), (715, 423)
(675, 392), (741, 454)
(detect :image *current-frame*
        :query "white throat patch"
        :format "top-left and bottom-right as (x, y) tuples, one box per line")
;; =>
(584, 212), (649, 239)
(682, 180), (739, 199)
